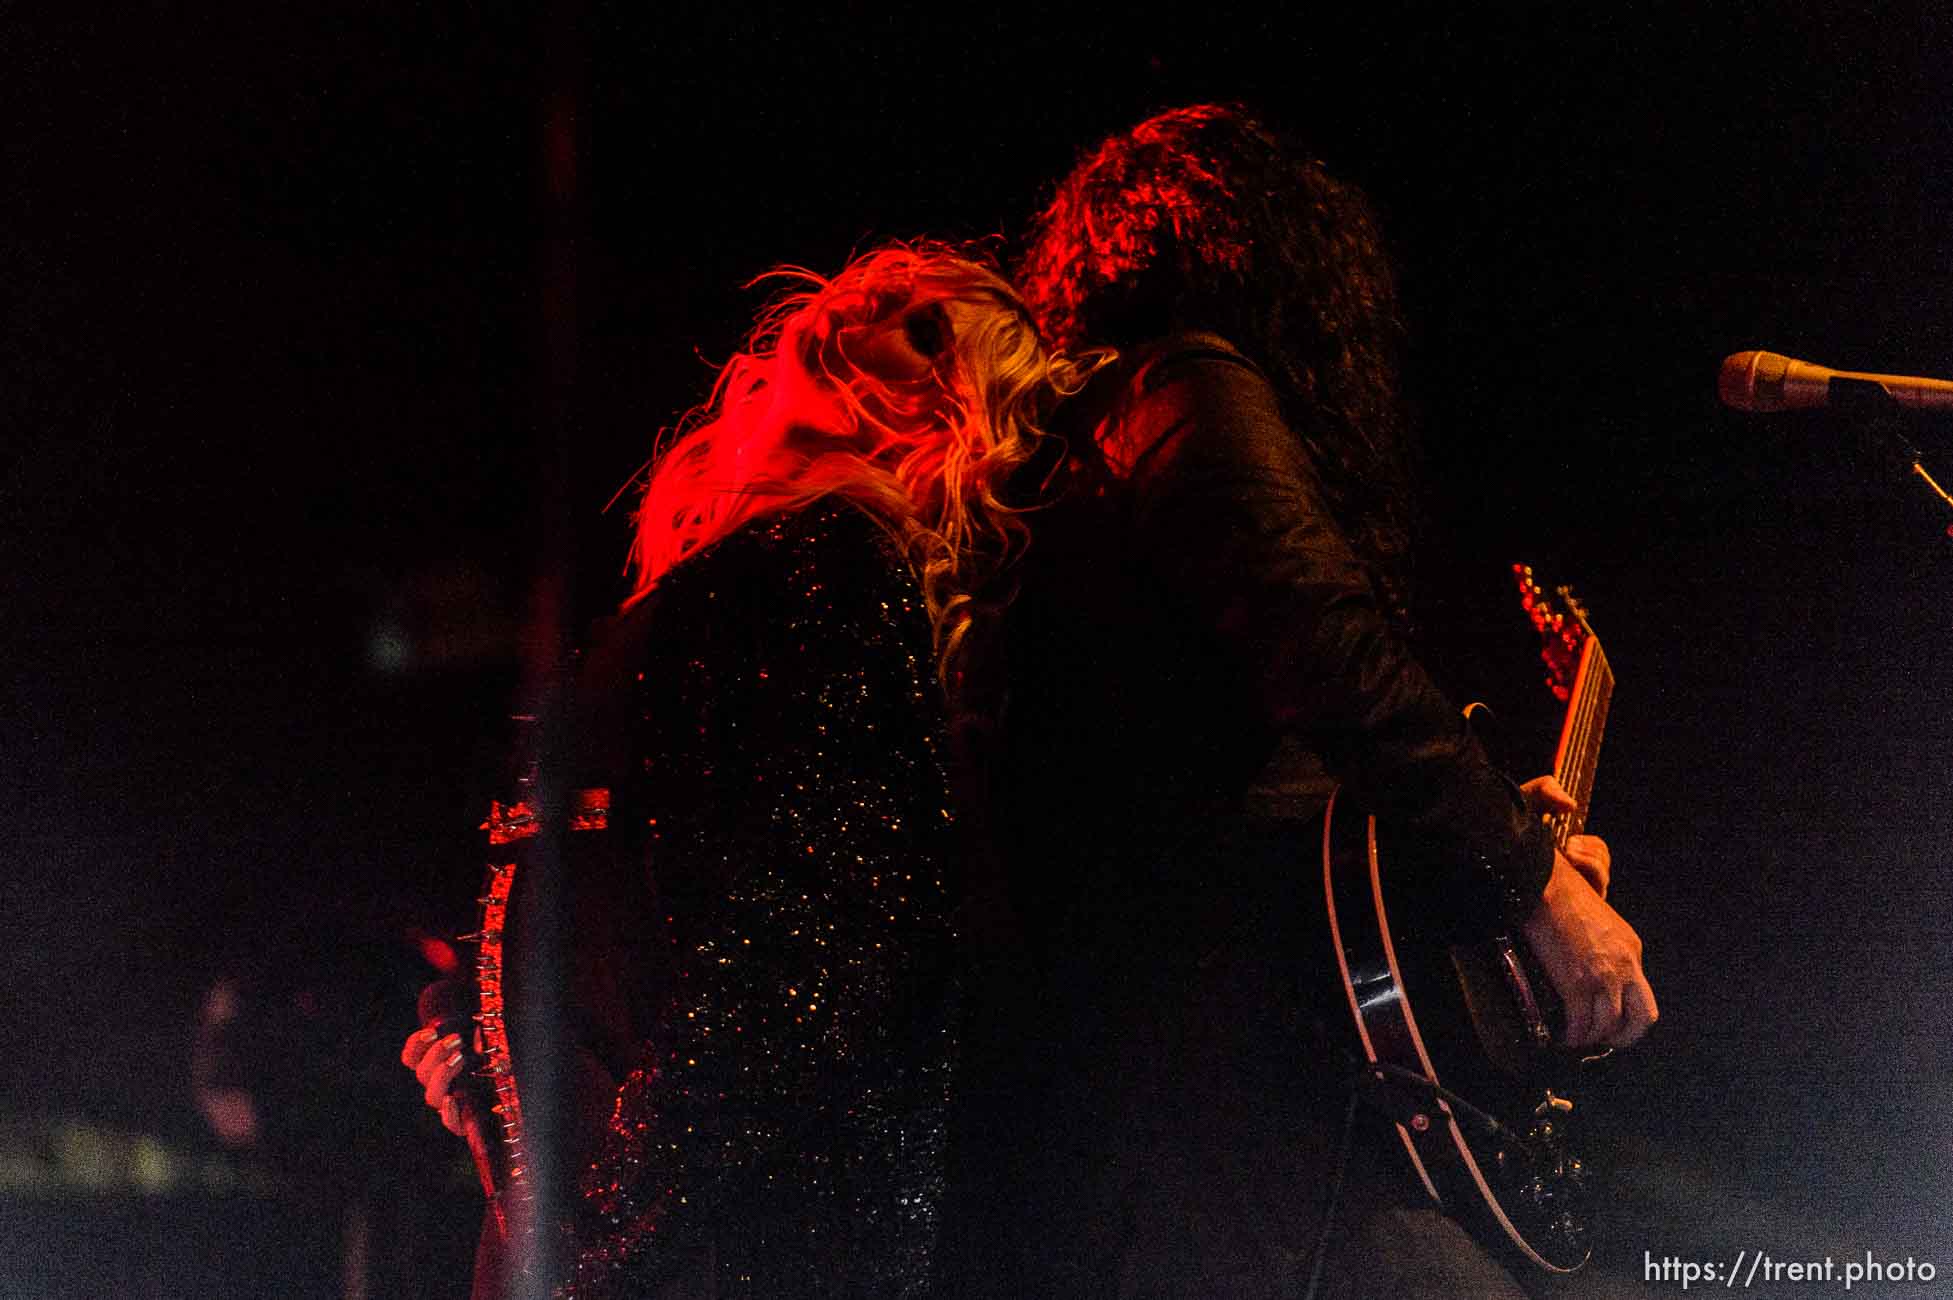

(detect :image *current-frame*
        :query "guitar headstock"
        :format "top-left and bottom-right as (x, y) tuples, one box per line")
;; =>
(1511, 564), (1594, 703)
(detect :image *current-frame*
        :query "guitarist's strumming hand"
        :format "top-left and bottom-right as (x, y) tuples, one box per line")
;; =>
(1519, 775), (1657, 1050)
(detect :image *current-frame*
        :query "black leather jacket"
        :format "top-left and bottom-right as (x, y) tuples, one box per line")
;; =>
(990, 332), (1554, 963)
(944, 333), (1561, 1297)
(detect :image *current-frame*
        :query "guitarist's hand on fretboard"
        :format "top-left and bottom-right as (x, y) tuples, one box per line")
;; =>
(1520, 852), (1658, 1051)
(1521, 775), (1610, 897)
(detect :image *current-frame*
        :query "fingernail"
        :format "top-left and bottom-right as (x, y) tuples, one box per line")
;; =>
(443, 1033), (462, 1051)
(445, 1050), (463, 1069)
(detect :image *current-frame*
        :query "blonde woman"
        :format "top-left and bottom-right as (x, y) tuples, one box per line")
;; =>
(404, 244), (1103, 1299)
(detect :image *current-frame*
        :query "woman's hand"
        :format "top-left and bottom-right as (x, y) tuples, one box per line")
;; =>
(400, 1024), (471, 1137)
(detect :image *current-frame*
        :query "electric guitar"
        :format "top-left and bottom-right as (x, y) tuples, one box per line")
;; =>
(1321, 564), (1612, 1273)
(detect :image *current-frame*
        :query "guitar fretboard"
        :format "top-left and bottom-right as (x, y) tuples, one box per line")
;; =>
(1546, 636), (1612, 846)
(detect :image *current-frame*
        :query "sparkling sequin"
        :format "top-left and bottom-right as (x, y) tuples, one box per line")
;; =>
(561, 503), (957, 1298)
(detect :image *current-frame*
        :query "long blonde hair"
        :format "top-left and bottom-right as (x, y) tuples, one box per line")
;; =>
(627, 243), (1107, 681)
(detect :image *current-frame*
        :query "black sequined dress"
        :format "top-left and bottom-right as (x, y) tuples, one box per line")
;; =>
(537, 502), (957, 1299)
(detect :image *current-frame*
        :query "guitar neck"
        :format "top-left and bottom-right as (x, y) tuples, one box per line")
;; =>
(1546, 636), (1612, 846)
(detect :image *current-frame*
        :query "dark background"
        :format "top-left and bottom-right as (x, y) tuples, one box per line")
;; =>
(7, 5), (1952, 1296)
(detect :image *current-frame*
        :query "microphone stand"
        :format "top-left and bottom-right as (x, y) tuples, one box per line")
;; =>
(1828, 378), (1953, 544)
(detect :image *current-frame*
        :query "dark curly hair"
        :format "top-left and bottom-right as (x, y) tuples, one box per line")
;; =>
(1018, 103), (1419, 625)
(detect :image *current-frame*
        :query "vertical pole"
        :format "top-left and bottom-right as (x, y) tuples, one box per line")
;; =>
(507, 3), (583, 1296)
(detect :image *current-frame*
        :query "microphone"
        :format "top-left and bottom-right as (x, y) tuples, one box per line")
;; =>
(1719, 350), (1953, 414)
(417, 979), (510, 1238)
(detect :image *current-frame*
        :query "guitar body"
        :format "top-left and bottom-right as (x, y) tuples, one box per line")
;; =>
(1320, 566), (1611, 1274)
(1321, 792), (1591, 1273)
